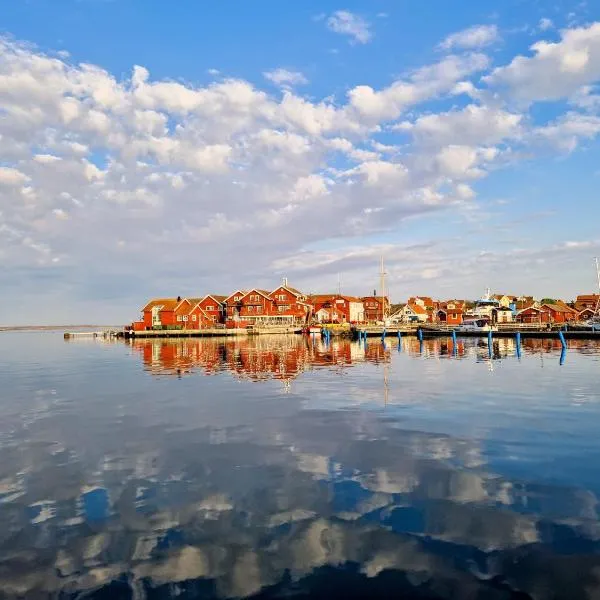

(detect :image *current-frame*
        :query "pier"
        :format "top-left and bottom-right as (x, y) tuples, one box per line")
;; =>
(351, 325), (600, 340)
(121, 325), (301, 339)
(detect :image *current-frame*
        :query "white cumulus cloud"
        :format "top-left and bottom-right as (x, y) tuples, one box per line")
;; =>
(326, 11), (372, 44)
(439, 24), (500, 51)
(263, 68), (308, 87)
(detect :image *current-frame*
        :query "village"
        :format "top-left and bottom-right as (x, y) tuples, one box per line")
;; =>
(129, 278), (600, 332)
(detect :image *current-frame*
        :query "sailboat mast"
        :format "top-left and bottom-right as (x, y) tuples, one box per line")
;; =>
(595, 257), (600, 317)
(380, 256), (386, 322)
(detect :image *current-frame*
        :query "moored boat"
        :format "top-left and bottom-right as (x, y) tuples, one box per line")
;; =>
(455, 317), (498, 333)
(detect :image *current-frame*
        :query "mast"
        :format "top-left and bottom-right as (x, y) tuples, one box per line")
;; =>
(380, 256), (387, 322)
(595, 257), (600, 317)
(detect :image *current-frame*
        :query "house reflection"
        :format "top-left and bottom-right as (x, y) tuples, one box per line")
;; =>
(130, 335), (598, 382)
(130, 336), (394, 382)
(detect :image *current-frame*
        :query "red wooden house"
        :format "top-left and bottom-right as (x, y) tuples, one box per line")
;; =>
(174, 298), (203, 328)
(309, 294), (364, 323)
(541, 302), (578, 324)
(437, 301), (464, 325)
(238, 289), (276, 323)
(197, 295), (227, 324)
(574, 294), (600, 312)
(517, 306), (550, 324)
(269, 284), (311, 323)
(140, 298), (181, 329)
(361, 296), (390, 322)
(224, 290), (247, 326)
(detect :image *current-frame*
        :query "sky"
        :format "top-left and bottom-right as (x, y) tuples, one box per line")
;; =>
(1, 0), (600, 324)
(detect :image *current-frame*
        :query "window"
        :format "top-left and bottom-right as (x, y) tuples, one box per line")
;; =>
(278, 294), (286, 301)
(234, 295), (241, 301)
(205, 305), (214, 311)
(177, 315), (182, 321)
(256, 306), (262, 313)
(183, 315), (189, 321)
(278, 305), (290, 312)
(248, 305), (254, 312)
(192, 314), (197, 321)
(251, 294), (259, 301)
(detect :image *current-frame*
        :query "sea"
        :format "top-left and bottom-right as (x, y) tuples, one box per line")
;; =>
(1, 331), (600, 599)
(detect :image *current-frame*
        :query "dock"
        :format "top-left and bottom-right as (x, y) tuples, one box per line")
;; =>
(64, 330), (120, 339)
(352, 325), (600, 340)
(121, 325), (301, 338)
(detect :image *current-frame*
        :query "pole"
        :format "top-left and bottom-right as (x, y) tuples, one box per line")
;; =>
(380, 256), (386, 323)
(595, 257), (600, 317)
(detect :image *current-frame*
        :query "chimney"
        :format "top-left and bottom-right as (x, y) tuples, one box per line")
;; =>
(177, 295), (181, 302)
(283, 277), (288, 287)
(373, 289), (376, 296)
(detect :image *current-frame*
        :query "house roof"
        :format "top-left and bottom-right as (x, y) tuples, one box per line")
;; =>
(242, 289), (273, 301)
(184, 297), (204, 307)
(360, 296), (389, 303)
(407, 303), (427, 315)
(202, 294), (227, 304)
(224, 290), (248, 303)
(408, 296), (434, 306)
(271, 285), (303, 297)
(439, 306), (464, 313)
(542, 302), (576, 313)
(142, 298), (180, 312)
(307, 294), (363, 304)
(517, 306), (544, 314)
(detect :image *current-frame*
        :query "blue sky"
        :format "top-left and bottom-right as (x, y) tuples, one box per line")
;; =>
(1, 0), (600, 324)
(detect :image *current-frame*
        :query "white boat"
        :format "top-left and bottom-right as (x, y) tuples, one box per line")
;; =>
(455, 317), (497, 333)
(464, 288), (502, 320)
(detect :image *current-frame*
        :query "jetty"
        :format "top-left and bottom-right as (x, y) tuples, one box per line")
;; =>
(121, 325), (301, 339)
(351, 324), (600, 340)
(64, 330), (121, 339)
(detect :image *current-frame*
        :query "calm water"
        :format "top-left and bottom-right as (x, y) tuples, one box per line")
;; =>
(1, 333), (600, 599)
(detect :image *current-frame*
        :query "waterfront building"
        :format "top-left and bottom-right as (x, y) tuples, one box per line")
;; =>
(197, 295), (227, 324)
(437, 301), (464, 325)
(309, 294), (364, 324)
(394, 303), (429, 323)
(361, 296), (390, 322)
(575, 294), (600, 312)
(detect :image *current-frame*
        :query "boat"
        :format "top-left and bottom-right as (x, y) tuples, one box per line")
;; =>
(302, 325), (322, 335)
(464, 288), (502, 320)
(455, 317), (497, 333)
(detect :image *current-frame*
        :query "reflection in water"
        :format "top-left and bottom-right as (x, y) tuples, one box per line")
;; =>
(0, 334), (600, 598)
(131, 335), (598, 382)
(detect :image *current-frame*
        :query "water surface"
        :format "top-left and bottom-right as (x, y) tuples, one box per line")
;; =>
(1, 332), (600, 599)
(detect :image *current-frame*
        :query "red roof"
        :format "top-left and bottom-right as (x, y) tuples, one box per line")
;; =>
(141, 298), (180, 312)
(408, 303), (427, 315)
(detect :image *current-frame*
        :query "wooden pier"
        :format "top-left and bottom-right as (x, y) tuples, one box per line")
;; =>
(121, 325), (301, 339)
(64, 330), (120, 339)
(352, 325), (600, 340)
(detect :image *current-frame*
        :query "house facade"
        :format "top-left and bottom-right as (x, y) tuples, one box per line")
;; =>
(141, 298), (181, 329)
(309, 294), (364, 323)
(492, 306), (515, 323)
(437, 301), (463, 325)
(516, 306), (549, 324)
(396, 303), (428, 323)
(270, 285), (311, 322)
(575, 294), (600, 313)
(198, 295), (227, 324)
(237, 289), (276, 324)
(361, 296), (390, 322)
(541, 302), (578, 323)
(224, 290), (247, 326)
